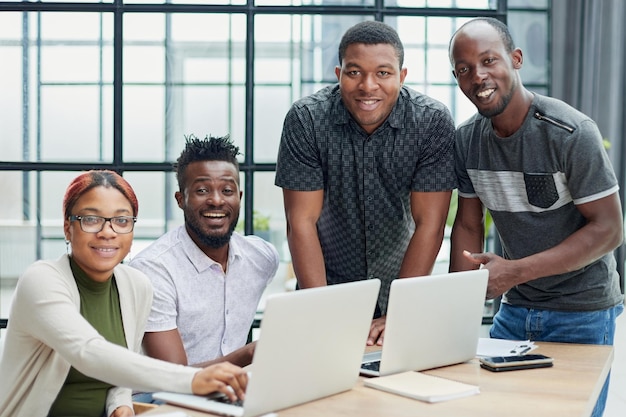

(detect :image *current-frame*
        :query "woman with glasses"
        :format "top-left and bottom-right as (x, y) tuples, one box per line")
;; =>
(0, 170), (247, 417)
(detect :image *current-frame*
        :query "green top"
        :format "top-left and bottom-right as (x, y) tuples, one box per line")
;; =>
(48, 257), (128, 417)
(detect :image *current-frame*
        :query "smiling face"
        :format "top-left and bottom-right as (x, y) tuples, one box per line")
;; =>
(175, 160), (242, 252)
(450, 21), (522, 119)
(335, 42), (407, 135)
(64, 186), (134, 283)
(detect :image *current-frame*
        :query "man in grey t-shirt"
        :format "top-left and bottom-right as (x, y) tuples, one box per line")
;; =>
(448, 18), (623, 417)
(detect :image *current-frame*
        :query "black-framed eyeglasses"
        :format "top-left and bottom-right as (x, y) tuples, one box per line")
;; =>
(69, 215), (137, 234)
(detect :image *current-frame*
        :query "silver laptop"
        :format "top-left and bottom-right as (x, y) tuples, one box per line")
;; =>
(154, 278), (380, 417)
(360, 269), (489, 376)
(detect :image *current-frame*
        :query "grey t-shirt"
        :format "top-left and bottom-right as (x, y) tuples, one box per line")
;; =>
(455, 93), (622, 311)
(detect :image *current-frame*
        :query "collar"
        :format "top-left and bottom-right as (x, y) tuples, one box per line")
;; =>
(177, 226), (243, 273)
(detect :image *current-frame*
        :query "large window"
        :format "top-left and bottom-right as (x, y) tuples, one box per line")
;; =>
(0, 0), (551, 315)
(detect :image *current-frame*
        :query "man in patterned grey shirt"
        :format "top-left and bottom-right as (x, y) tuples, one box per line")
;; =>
(275, 21), (457, 346)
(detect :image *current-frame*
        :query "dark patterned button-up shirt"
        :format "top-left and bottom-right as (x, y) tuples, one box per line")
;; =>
(275, 84), (456, 313)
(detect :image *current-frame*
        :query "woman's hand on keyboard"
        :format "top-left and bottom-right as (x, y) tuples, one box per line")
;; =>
(192, 361), (249, 402)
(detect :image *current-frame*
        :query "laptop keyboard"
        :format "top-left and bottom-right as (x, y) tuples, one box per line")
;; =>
(209, 392), (244, 407)
(361, 360), (381, 372)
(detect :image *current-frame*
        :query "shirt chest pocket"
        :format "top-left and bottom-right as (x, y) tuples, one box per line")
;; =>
(524, 173), (559, 208)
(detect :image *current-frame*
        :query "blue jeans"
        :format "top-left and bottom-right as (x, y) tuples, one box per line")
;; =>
(491, 303), (624, 417)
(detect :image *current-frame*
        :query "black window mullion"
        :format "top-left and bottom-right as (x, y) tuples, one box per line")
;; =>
(113, 0), (123, 173)
(243, 4), (255, 236)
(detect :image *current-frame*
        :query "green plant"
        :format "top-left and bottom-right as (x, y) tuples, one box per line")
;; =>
(235, 210), (270, 233)
(253, 211), (270, 231)
(446, 189), (493, 238)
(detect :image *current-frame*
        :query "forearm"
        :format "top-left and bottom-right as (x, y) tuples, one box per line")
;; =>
(286, 226), (327, 288)
(283, 189), (326, 288)
(512, 194), (623, 284)
(401, 190), (453, 277)
(449, 221), (484, 272)
(513, 222), (623, 284)
(399, 224), (445, 278)
(192, 344), (255, 368)
(220, 349), (253, 368)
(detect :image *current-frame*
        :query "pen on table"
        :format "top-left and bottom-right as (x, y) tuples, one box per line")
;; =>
(518, 346), (531, 355)
(510, 344), (528, 354)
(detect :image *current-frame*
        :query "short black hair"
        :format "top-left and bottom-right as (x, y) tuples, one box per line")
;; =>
(338, 20), (404, 68)
(449, 17), (516, 59)
(174, 134), (241, 191)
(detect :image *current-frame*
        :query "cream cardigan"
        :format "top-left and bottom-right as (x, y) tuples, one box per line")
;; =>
(0, 255), (198, 417)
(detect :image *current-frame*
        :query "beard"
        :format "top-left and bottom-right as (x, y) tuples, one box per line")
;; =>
(184, 212), (239, 249)
(477, 79), (517, 118)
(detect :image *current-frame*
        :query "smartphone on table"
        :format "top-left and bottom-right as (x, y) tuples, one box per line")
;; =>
(479, 354), (554, 372)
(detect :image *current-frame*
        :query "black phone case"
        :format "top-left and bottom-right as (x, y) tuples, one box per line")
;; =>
(480, 361), (554, 372)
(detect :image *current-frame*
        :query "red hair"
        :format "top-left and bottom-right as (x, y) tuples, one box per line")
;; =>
(63, 170), (139, 218)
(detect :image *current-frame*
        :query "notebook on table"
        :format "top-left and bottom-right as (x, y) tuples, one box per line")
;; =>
(363, 370), (480, 403)
(154, 278), (381, 417)
(360, 269), (489, 377)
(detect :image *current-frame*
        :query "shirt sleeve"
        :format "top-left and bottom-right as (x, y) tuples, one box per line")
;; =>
(454, 126), (478, 198)
(128, 256), (179, 332)
(412, 105), (458, 192)
(106, 387), (133, 417)
(563, 119), (619, 204)
(275, 104), (325, 191)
